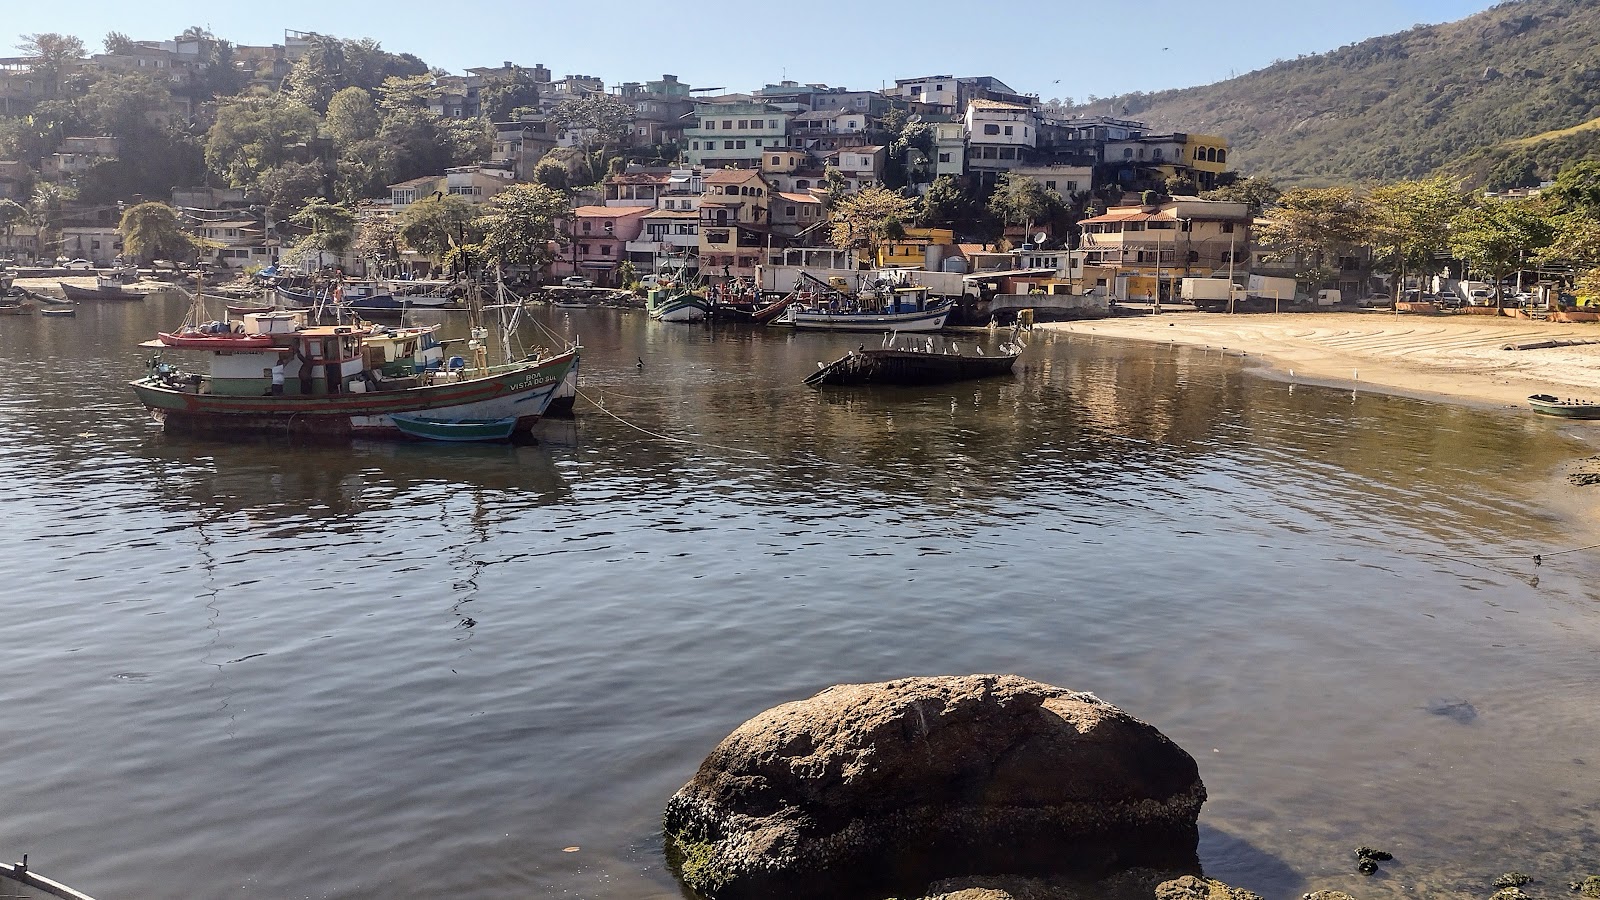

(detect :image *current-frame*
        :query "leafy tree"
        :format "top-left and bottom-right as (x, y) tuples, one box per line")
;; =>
(989, 173), (1058, 238)
(282, 34), (347, 112)
(616, 259), (638, 290)
(205, 97), (320, 190)
(16, 33), (86, 99)
(829, 186), (918, 264)
(352, 216), (401, 275)
(547, 94), (635, 184)
(1447, 198), (1554, 307)
(479, 67), (545, 120)
(0, 199), (33, 255)
(287, 198), (357, 268)
(102, 32), (135, 55)
(1544, 161), (1600, 216)
(1201, 176), (1281, 215)
(919, 174), (976, 228)
(476, 183), (571, 273)
(79, 71), (170, 136)
(532, 156), (570, 191)
(257, 161), (331, 212)
(1255, 186), (1368, 287)
(326, 87), (380, 147)
(398, 194), (481, 259)
(29, 182), (73, 257)
(1365, 176), (1467, 300)
(118, 202), (195, 265)
(822, 166), (850, 201)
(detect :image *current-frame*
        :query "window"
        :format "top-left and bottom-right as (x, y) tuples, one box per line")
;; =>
(1124, 148), (1134, 158)
(581, 222), (592, 234)
(601, 245), (612, 256)
(676, 224), (696, 235)
(983, 124), (1000, 135)
(1004, 126), (1013, 136)
(1153, 149), (1164, 160)
(691, 141), (700, 150)
(1188, 251), (1200, 263)
(735, 140), (746, 149)
(772, 156), (781, 165)
(724, 140), (734, 149)
(785, 205), (796, 216)
(1217, 149), (1227, 164)
(1066, 181), (1078, 192)
(935, 84), (944, 92)
(910, 85), (922, 95)
(579, 243), (591, 253)
(1221, 222), (1235, 233)
(768, 119), (777, 128)
(704, 121), (713, 130)
(999, 148), (1015, 159)
(1045, 181), (1056, 190)
(736, 120), (747, 129)
(722, 120), (733, 129)
(795, 179), (810, 189)
(938, 153), (951, 163)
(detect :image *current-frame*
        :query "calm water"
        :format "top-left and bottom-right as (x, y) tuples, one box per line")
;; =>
(1, 294), (1598, 899)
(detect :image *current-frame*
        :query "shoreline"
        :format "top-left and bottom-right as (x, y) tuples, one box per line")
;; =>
(1040, 309), (1600, 410)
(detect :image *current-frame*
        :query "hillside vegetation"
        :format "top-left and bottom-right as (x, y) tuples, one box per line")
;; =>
(1059, 0), (1600, 187)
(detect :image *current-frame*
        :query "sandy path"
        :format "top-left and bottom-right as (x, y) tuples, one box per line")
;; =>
(1043, 311), (1600, 408)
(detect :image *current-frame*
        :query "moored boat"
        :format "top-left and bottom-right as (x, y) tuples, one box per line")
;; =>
(158, 323), (276, 350)
(40, 306), (76, 318)
(1, 857), (97, 899)
(783, 287), (953, 333)
(804, 333), (1023, 387)
(1529, 394), (1600, 419)
(390, 414), (520, 442)
(132, 297), (577, 440)
(60, 282), (143, 302)
(0, 301), (33, 315)
(647, 286), (712, 322)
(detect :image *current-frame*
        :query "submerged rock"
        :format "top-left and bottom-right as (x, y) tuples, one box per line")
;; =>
(1154, 874), (1263, 900)
(1494, 872), (1532, 888)
(914, 871), (1255, 900)
(1572, 875), (1600, 897)
(1491, 889), (1532, 900)
(663, 675), (1206, 900)
(1424, 697), (1478, 723)
(1302, 892), (1358, 900)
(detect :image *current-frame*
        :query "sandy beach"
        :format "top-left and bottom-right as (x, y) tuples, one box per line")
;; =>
(1043, 309), (1600, 409)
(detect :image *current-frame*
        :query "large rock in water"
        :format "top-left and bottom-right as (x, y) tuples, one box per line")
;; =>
(663, 675), (1206, 899)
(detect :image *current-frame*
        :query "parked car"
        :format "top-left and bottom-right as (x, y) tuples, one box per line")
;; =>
(561, 276), (594, 288)
(60, 258), (94, 270)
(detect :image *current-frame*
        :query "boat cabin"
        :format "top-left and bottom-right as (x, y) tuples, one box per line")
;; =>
(287, 326), (367, 395)
(361, 326), (445, 376)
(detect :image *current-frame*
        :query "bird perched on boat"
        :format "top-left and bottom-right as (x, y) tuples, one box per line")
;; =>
(636, 357), (644, 369)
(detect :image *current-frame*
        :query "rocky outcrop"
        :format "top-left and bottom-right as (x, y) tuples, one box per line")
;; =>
(663, 674), (1207, 900)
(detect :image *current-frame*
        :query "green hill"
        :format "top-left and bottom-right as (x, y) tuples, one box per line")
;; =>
(1060, 0), (1600, 187)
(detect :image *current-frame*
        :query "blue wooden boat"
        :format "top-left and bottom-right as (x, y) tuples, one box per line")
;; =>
(390, 414), (520, 442)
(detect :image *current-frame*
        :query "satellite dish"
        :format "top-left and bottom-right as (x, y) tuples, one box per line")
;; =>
(1034, 232), (1048, 244)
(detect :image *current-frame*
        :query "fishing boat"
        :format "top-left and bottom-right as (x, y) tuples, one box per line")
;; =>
(647, 285), (712, 322)
(709, 293), (796, 325)
(1528, 394), (1600, 419)
(40, 306), (76, 318)
(157, 323), (276, 350)
(0, 301), (32, 315)
(1, 857), (97, 899)
(132, 316), (577, 440)
(361, 323), (447, 376)
(60, 282), (143, 302)
(804, 333), (1023, 387)
(390, 414), (520, 442)
(782, 287), (952, 333)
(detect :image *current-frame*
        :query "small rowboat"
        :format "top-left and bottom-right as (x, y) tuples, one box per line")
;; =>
(158, 330), (276, 350)
(0, 302), (32, 315)
(391, 414), (520, 442)
(1529, 394), (1600, 419)
(41, 306), (76, 317)
(60, 282), (143, 302)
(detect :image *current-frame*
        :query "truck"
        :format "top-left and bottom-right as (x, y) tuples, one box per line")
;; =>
(1180, 277), (1246, 312)
(1247, 275), (1298, 305)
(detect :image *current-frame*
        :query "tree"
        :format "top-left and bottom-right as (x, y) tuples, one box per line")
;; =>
(476, 183), (571, 274)
(79, 70), (170, 136)
(289, 199), (357, 259)
(1201, 176), (1281, 215)
(282, 34), (347, 113)
(102, 32), (135, 55)
(919, 175), (975, 228)
(1448, 198), (1554, 307)
(989, 173), (1057, 239)
(29, 183), (73, 258)
(830, 187), (918, 265)
(205, 97), (321, 190)
(1544, 161), (1600, 216)
(398, 194), (481, 259)
(352, 216), (401, 276)
(1255, 186), (1368, 287)
(16, 33), (85, 99)
(1365, 176), (1466, 301)
(326, 87), (380, 147)
(822, 166), (850, 201)
(118, 202), (195, 265)
(0, 199), (33, 258)
(547, 94), (635, 184)
(479, 67), (545, 120)
(532, 156), (571, 192)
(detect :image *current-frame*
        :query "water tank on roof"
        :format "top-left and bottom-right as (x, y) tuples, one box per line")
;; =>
(943, 257), (968, 274)
(924, 244), (945, 272)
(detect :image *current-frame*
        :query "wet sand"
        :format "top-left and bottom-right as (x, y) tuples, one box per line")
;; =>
(1043, 310), (1600, 409)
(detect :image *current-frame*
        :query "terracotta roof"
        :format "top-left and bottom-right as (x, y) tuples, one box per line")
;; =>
(1078, 207), (1176, 225)
(643, 208), (698, 218)
(572, 205), (654, 217)
(705, 169), (764, 184)
(389, 176), (440, 189)
(775, 192), (822, 204)
(968, 99), (1034, 111)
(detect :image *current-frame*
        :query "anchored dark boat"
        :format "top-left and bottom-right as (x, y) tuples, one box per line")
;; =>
(804, 334), (1023, 387)
(1529, 394), (1600, 419)
(60, 282), (144, 302)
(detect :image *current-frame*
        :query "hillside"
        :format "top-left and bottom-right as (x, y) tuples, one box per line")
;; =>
(1060, 0), (1600, 187)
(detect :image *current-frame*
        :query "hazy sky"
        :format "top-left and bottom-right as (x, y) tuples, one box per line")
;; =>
(11, 0), (1496, 100)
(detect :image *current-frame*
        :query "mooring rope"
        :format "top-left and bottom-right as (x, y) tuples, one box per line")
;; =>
(1418, 541), (1600, 565)
(574, 388), (767, 458)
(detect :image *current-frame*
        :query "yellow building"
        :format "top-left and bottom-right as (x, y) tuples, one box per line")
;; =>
(878, 227), (955, 268)
(1183, 134), (1230, 180)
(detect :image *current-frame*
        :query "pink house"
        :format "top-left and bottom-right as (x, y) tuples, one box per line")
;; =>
(554, 205), (653, 285)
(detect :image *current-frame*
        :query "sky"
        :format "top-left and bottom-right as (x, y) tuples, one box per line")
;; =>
(10, 0), (1500, 101)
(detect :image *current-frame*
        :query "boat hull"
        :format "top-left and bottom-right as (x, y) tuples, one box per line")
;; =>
(1529, 394), (1600, 419)
(60, 282), (142, 302)
(391, 414), (519, 442)
(805, 348), (1019, 386)
(158, 331), (276, 351)
(789, 303), (952, 333)
(648, 292), (711, 323)
(131, 350), (577, 440)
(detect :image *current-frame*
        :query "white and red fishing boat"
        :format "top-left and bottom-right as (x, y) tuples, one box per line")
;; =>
(132, 311), (577, 440)
(157, 323), (276, 351)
